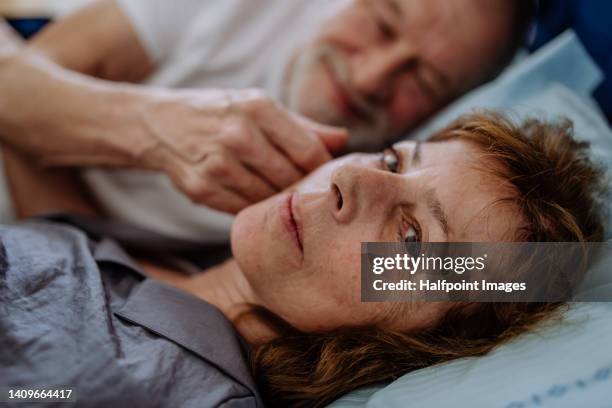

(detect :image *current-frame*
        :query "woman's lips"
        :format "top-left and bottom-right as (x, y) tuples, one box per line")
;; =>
(280, 192), (303, 254)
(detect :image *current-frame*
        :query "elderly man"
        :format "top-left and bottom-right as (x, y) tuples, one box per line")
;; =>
(0, 0), (531, 241)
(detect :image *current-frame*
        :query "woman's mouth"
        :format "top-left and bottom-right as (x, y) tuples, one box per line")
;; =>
(280, 192), (303, 254)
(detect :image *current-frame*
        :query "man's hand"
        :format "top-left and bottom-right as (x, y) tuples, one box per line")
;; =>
(0, 3), (347, 215)
(138, 88), (348, 213)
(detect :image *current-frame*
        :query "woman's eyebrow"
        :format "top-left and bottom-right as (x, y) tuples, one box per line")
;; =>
(392, 142), (449, 236)
(425, 187), (450, 238)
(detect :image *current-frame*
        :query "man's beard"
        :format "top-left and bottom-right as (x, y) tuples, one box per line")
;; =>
(283, 43), (392, 151)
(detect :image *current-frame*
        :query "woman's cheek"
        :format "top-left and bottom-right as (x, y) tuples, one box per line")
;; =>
(231, 200), (279, 282)
(318, 241), (362, 289)
(296, 160), (339, 193)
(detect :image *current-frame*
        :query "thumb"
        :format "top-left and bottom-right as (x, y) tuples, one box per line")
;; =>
(295, 115), (348, 154)
(315, 124), (349, 154)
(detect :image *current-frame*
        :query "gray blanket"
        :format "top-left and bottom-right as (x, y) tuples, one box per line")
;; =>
(0, 219), (261, 407)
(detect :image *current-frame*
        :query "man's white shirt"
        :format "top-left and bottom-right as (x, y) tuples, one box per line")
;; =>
(84, 0), (332, 242)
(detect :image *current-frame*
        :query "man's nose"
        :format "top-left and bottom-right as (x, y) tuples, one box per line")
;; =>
(329, 164), (401, 223)
(350, 43), (415, 98)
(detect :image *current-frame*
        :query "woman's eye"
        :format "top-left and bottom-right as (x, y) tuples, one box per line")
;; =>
(403, 224), (419, 243)
(382, 147), (401, 173)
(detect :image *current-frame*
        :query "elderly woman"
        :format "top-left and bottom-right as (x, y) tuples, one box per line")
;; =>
(0, 112), (606, 407)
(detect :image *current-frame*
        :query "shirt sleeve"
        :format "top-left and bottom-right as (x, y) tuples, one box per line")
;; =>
(115, 0), (206, 64)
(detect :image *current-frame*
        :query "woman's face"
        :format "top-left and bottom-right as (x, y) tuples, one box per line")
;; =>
(231, 139), (521, 332)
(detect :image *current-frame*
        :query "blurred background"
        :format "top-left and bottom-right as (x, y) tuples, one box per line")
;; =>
(1, 0), (89, 38)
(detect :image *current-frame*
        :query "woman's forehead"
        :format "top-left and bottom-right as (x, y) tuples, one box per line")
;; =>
(395, 139), (522, 241)
(394, 138), (472, 165)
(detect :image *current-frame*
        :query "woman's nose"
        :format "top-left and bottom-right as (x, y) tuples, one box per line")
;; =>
(351, 43), (415, 98)
(329, 164), (399, 223)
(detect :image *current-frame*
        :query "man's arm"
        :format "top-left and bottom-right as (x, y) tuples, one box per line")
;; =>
(0, 0), (346, 214)
(26, 0), (154, 81)
(0, 4), (135, 219)
(0, 0), (160, 167)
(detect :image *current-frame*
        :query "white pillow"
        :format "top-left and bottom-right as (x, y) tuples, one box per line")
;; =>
(330, 304), (612, 408)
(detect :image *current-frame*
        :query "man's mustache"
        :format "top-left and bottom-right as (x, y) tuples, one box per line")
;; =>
(316, 44), (390, 130)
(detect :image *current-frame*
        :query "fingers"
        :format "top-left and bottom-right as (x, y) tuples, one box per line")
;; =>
(149, 146), (269, 214)
(293, 114), (349, 154)
(223, 123), (304, 189)
(252, 101), (334, 172)
(189, 179), (251, 214)
(172, 164), (252, 214)
(215, 154), (277, 202)
(181, 150), (280, 212)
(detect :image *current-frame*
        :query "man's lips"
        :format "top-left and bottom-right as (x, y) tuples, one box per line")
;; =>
(281, 192), (303, 254)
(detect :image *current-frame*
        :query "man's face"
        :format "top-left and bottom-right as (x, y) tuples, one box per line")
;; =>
(284, 0), (514, 150)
